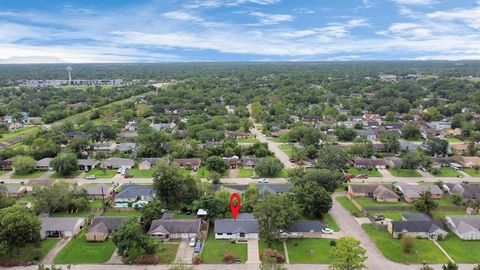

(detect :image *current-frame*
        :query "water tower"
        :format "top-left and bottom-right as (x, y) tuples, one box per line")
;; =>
(66, 66), (72, 85)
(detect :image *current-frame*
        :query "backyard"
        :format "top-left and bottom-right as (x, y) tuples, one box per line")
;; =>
(362, 224), (448, 264)
(101, 210), (142, 217)
(54, 229), (116, 264)
(85, 168), (116, 178)
(286, 238), (337, 263)
(201, 231), (248, 263)
(388, 168), (421, 177)
(347, 168), (382, 177)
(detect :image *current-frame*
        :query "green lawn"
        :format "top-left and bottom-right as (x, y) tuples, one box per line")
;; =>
(336, 196), (365, 217)
(464, 168), (480, 177)
(170, 212), (197, 219)
(446, 137), (462, 143)
(101, 211), (142, 217)
(236, 137), (259, 143)
(51, 170), (82, 179)
(0, 127), (39, 142)
(273, 168), (289, 178)
(181, 169), (192, 177)
(430, 168), (461, 177)
(0, 171), (6, 176)
(278, 144), (295, 157)
(286, 239), (337, 263)
(85, 168), (116, 178)
(10, 170), (44, 179)
(323, 213), (340, 232)
(362, 224), (448, 264)
(129, 168), (155, 178)
(201, 231), (247, 263)
(435, 196), (457, 207)
(353, 196), (410, 207)
(258, 238), (284, 259)
(88, 199), (104, 208)
(2, 238), (60, 262)
(368, 210), (419, 221)
(388, 168), (422, 177)
(438, 234), (480, 263)
(271, 136), (289, 143)
(54, 229), (116, 264)
(156, 242), (179, 264)
(431, 210), (468, 220)
(238, 168), (254, 178)
(347, 168), (382, 177)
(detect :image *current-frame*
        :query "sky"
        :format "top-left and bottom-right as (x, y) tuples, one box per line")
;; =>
(0, 0), (479, 63)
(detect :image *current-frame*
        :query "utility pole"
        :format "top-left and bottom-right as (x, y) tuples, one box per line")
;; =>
(101, 186), (106, 211)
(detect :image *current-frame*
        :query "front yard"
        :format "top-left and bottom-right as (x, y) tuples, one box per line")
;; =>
(51, 170), (82, 179)
(286, 238), (337, 263)
(10, 170), (44, 179)
(464, 168), (480, 177)
(236, 137), (259, 143)
(388, 168), (421, 177)
(1, 238), (60, 262)
(347, 168), (382, 177)
(238, 168), (254, 178)
(430, 167), (461, 177)
(273, 168), (289, 178)
(54, 229), (116, 264)
(438, 234), (480, 263)
(156, 242), (179, 263)
(362, 224), (448, 264)
(258, 238), (284, 259)
(85, 168), (116, 178)
(353, 196), (410, 208)
(129, 168), (155, 178)
(201, 231), (247, 263)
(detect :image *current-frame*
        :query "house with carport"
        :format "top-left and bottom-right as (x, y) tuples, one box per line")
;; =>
(214, 213), (259, 240)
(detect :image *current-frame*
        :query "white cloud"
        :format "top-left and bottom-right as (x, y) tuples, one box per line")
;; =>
(427, 7), (480, 29)
(392, 0), (436, 5)
(249, 12), (294, 25)
(162, 11), (203, 22)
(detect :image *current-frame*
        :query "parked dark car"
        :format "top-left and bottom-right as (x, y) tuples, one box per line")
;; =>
(373, 215), (385, 221)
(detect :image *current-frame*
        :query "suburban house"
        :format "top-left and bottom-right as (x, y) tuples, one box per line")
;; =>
(350, 157), (388, 169)
(1, 184), (27, 198)
(138, 158), (167, 170)
(114, 184), (155, 203)
(86, 217), (128, 242)
(148, 217), (201, 239)
(25, 179), (55, 191)
(118, 142), (137, 153)
(348, 184), (399, 202)
(40, 217), (86, 239)
(258, 184), (292, 195)
(224, 130), (249, 139)
(443, 183), (480, 200)
(460, 156), (480, 168)
(445, 216), (480, 240)
(356, 129), (377, 140)
(431, 157), (454, 169)
(214, 213), (259, 240)
(151, 123), (175, 131)
(36, 158), (53, 170)
(91, 142), (117, 152)
(0, 158), (13, 170)
(388, 213), (448, 240)
(384, 157), (403, 168)
(78, 159), (99, 172)
(79, 184), (113, 199)
(223, 156), (239, 169)
(362, 113), (382, 125)
(241, 157), (260, 169)
(394, 183), (443, 203)
(101, 158), (135, 169)
(280, 220), (325, 239)
(172, 158), (201, 171)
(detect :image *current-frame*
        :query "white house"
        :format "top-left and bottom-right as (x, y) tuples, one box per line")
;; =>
(40, 217), (85, 239)
(445, 216), (480, 240)
(214, 213), (259, 240)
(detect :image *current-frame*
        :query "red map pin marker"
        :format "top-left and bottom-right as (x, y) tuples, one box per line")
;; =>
(230, 193), (241, 221)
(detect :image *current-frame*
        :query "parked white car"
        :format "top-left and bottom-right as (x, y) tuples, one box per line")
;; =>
(322, 228), (333, 234)
(258, 178), (268, 183)
(189, 238), (196, 247)
(86, 175), (96, 180)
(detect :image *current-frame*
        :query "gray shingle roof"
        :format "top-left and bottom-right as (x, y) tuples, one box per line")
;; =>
(79, 184), (110, 195)
(403, 213), (432, 222)
(41, 217), (84, 233)
(391, 220), (446, 234)
(446, 216), (480, 233)
(395, 183), (443, 197)
(285, 220), (325, 233)
(115, 184), (155, 200)
(258, 184), (291, 194)
(214, 214), (259, 234)
(90, 217), (128, 231)
(148, 219), (201, 234)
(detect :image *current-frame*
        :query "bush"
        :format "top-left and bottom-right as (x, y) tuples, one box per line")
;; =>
(420, 265), (434, 270)
(134, 254), (160, 265)
(223, 252), (237, 264)
(431, 168), (441, 175)
(329, 240), (337, 247)
(451, 194), (463, 206)
(262, 249), (285, 263)
(192, 255), (202, 265)
(400, 234), (416, 253)
(30, 248), (42, 261)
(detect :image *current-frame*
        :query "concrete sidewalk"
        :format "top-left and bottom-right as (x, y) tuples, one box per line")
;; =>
(41, 238), (71, 264)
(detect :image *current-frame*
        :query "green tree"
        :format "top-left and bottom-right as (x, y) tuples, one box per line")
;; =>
(29, 138), (60, 160)
(254, 194), (301, 244)
(32, 181), (88, 214)
(141, 198), (163, 230)
(50, 152), (78, 176)
(401, 124), (422, 140)
(193, 195), (225, 219)
(0, 205), (41, 254)
(400, 234), (416, 253)
(402, 151), (429, 171)
(153, 163), (200, 208)
(112, 218), (157, 257)
(67, 137), (89, 156)
(12, 155), (37, 175)
(350, 140), (374, 158)
(243, 184), (259, 212)
(424, 137), (449, 156)
(379, 134), (400, 153)
(205, 156), (228, 174)
(255, 157), (284, 177)
(289, 168), (345, 192)
(317, 146), (349, 170)
(451, 194), (463, 206)
(330, 236), (367, 270)
(414, 191), (439, 214)
(335, 126), (357, 142)
(292, 181), (332, 218)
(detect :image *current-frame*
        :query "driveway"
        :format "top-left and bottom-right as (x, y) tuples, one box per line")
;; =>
(174, 239), (194, 264)
(41, 237), (71, 264)
(246, 239), (260, 264)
